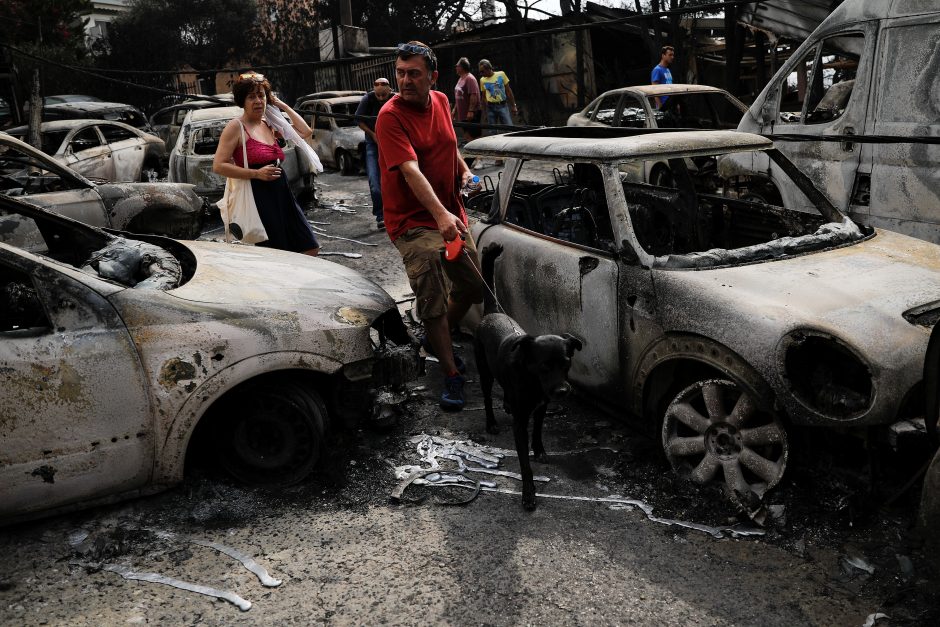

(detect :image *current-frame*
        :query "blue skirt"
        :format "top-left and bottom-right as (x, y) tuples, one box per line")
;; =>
(250, 168), (319, 253)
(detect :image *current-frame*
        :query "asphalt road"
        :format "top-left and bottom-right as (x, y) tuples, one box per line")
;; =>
(0, 169), (937, 626)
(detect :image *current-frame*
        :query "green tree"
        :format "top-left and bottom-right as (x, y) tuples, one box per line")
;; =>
(3, 0), (92, 55)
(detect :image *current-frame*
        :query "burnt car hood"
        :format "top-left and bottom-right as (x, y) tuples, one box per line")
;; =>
(96, 182), (201, 210)
(168, 241), (395, 314)
(654, 229), (940, 343)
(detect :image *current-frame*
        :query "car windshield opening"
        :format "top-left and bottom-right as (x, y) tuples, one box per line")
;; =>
(334, 103), (360, 128)
(618, 147), (867, 268)
(648, 93), (744, 129)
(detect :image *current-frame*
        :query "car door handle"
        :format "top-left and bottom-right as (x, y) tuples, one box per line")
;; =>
(841, 126), (855, 152)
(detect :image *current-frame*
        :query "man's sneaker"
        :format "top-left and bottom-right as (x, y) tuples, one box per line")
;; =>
(420, 334), (466, 374)
(376, 219), (385, 229)
(440, 373), (466, 410)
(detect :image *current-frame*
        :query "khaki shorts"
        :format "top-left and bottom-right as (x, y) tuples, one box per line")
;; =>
(393, 227), (484, 320)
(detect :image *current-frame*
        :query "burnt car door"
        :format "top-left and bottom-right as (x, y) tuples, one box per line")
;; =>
(97, 122), (145, 182)
(0, 244), (154, 520)
(64, 125), (115, 181)
(761, 27), (876, 212)
(473, 159), (626, 398)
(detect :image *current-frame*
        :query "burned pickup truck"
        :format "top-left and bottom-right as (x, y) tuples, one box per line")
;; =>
(0, 132), (204, 241)
(0, 195), (418, 523)
(465, 126), (940, 506)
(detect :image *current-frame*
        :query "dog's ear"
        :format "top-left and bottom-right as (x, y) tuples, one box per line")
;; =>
(562, 333), (583, 355)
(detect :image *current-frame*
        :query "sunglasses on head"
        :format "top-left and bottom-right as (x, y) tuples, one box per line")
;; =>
(239, 72), (265, 82)
(396, 43), (437, 70)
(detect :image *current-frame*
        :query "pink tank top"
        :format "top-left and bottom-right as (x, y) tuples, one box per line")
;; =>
(233, 123), (285, 167)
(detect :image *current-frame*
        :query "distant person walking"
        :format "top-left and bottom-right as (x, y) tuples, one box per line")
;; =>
(651, 45), (675, 109)
(453, 57), (482, 143)
(356, 77), (394, 229)
(478, 59), (517, 132)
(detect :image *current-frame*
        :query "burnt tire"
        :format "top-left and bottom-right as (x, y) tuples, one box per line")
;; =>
(662, 378), (788, 505)
(215, 381), (327, 487)
(337, 150), (355, 176)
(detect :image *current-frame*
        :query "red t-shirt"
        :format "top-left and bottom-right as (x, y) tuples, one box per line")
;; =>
(375, 91), (467, 241)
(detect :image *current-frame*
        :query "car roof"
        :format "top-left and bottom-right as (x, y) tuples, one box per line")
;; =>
(6, 119), (142, 135)
(464, 127), (773, 161)
(43, 101), (142, 114)
(594, 84), (736, 100)
(299, 95), (364, 107)
(186, 105), (243, 124)
(296, 90), (365, 101)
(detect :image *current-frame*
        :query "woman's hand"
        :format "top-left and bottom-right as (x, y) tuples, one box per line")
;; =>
(255, 164), (282, 181)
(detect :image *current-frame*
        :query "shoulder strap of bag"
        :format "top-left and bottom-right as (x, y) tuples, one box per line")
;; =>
(223, 120), (251, 244)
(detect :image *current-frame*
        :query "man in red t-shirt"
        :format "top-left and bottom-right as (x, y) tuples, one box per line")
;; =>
(376, 40), (483, 411)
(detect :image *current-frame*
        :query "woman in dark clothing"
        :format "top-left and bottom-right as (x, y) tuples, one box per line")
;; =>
(212, 72), (320, 255)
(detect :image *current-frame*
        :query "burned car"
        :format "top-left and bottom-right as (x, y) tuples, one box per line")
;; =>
(568, 84), (746, 187)
(465, 126), (940, 505)
(0, 132), (204, 240)
(42, 101), (154, 133)
(0, 194), (417, 523)
(148, 94), (234, 157)
(168, 106), (312, 202)
(6, 120), (166, 182)
(296, 93), (366, 175)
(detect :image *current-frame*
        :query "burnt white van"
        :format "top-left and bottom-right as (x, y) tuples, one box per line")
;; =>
(728, 0), (940, 242)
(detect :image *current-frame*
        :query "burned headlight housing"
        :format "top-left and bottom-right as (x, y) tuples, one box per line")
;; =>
(782, 331), (873, 419)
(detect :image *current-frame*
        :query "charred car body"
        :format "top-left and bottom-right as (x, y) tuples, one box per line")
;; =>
(0, 132), (204, 241)
(464, 126), (940, 504)
(296, 93), (366, 175)
(732, 0), (940, 243)
(6, 120), (166, 183)
(41, 101), (154, 134)
(168, 106), (312, 202)
(568, 84), (746, 187)
(0, 195), (418, 523)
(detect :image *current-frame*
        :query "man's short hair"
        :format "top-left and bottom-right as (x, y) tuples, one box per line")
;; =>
(457, 57), (471, 72)
(478, 59), (493, 71)
(661, 45), (675, 56)
(396, 40), (437, 72)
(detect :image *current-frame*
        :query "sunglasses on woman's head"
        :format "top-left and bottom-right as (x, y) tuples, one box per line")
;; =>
(239, 72), (265, 82)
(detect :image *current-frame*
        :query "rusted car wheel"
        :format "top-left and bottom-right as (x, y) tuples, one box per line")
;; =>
(216, 381), (327, 487)
(662, 379), (788, 503)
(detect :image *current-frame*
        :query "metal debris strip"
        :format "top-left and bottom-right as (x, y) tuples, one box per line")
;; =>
(395, 434), (765, 540)
(307, 221), (378, 246)
(84, 563), (252, 611)
(319, 251), (363, 258)
(149, 530), (282, 588)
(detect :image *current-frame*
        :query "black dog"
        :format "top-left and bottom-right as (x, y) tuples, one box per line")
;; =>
(474, 243), (582, 510)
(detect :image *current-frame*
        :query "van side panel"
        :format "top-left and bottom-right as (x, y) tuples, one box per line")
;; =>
(864, 18), (940, 242)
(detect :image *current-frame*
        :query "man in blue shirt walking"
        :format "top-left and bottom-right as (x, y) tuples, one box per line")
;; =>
(651, 45), (675, 109)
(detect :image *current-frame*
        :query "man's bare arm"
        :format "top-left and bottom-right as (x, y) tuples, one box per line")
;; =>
(399, 160), (467, 241)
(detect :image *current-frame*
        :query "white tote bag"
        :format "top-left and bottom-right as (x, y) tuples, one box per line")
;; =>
(217, 121), (269, 244)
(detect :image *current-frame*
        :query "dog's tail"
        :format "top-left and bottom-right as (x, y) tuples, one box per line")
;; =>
(480, 242), (503, 315)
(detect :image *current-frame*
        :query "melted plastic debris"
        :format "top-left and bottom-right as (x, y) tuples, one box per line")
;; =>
(842, 554), (876, 575)
(862, 613), (889, 627)
(82, 237), (181, 290)
(91, 563), (252, 611)
(395, 434), (765, 540)
(150, 530), (282, 587)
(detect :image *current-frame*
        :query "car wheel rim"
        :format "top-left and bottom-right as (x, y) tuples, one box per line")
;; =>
(222, 390), (320, 485)
(662, 379), (788, 501)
